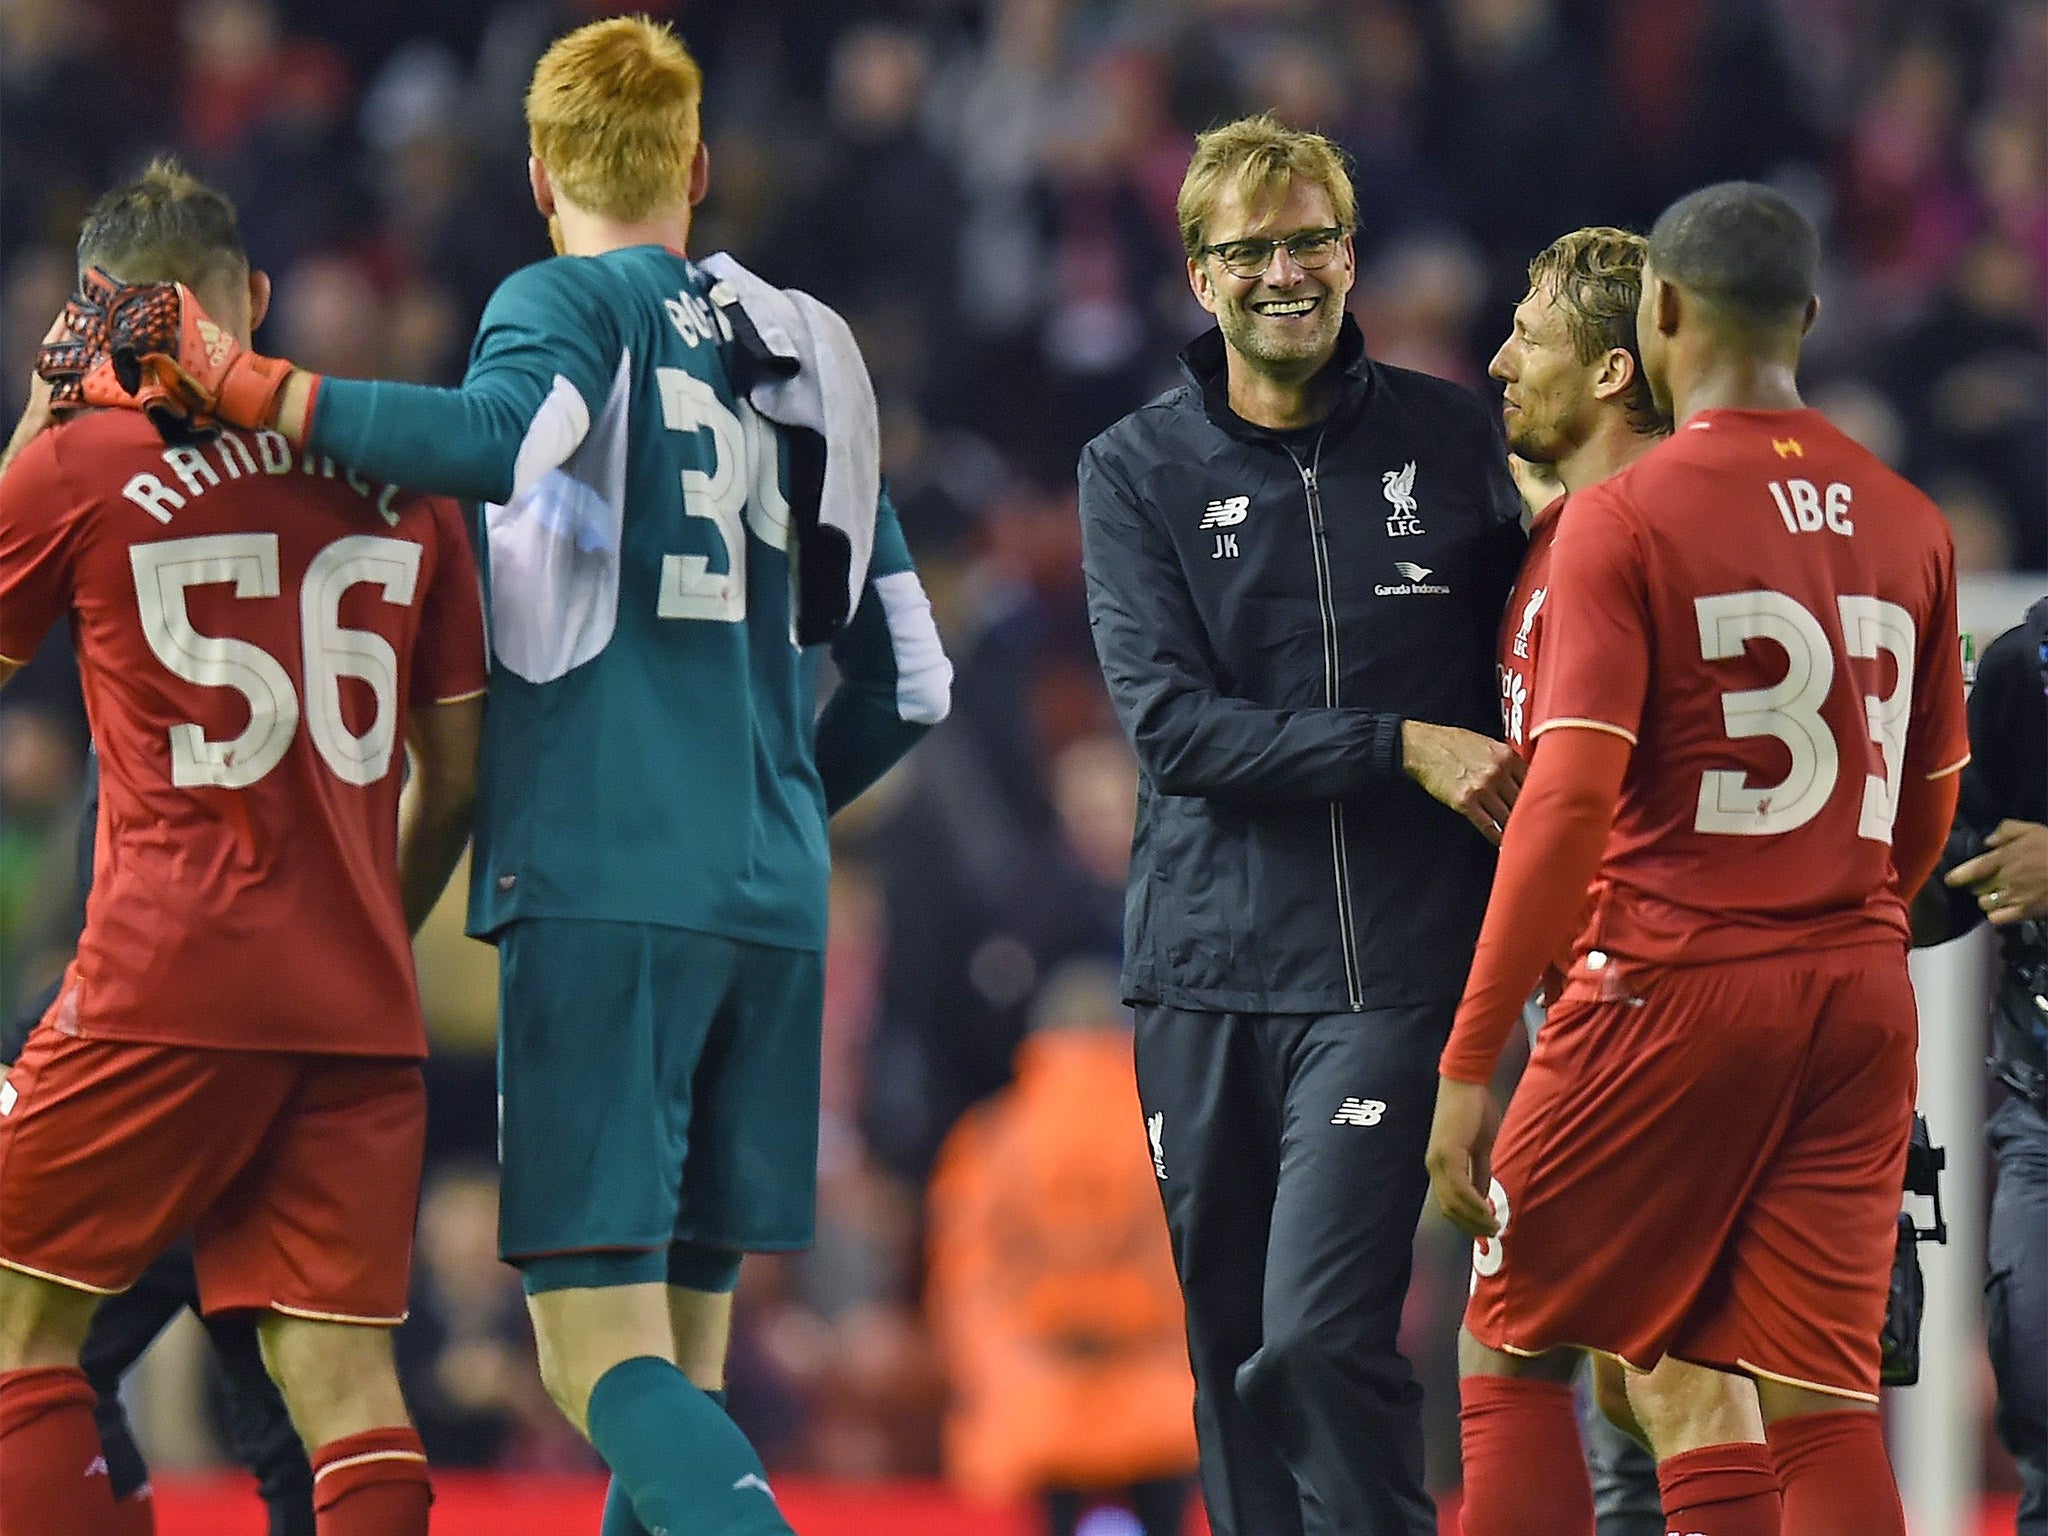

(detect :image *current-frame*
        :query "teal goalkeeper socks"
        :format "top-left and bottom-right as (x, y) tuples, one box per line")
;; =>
(599, 1389), (730, 1536)
(588, 1361), (784, 1536)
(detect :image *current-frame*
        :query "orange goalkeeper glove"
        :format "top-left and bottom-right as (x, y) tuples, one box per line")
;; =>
(89, 281), (295, 439)
(35, 267), (129, 414)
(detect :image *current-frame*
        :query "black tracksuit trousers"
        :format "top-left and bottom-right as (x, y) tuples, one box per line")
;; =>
(1988, 1095), (2048, 1536)
(1134, 1001), (1445, 1536)
(80, 1240), (314, 1536)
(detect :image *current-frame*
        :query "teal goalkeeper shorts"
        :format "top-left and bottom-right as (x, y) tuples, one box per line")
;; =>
(495, 917), (824, 1263)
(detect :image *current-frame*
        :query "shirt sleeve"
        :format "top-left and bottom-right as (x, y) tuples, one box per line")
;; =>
(815, 487), (951, 814)
(1529, 482), (1652, 746)
(308, 259), (626, 506)
(408, 497), (490, 707)
(0, 430), (82, 667)
(1903, 529), (1971, 784)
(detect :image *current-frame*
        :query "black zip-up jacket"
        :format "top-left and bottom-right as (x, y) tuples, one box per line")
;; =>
(1079, 318), (1524, 1015)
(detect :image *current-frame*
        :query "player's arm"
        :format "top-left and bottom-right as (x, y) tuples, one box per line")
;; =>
(815, 490), (951, 814)
(1426, 726), (1631, 1235)
(110, 264), (622, 506)
(1428, 482), (1646, 1235)
(0, 377), (53, 482)
(304, 264), (625, 504)
(397, 695), (482, 935)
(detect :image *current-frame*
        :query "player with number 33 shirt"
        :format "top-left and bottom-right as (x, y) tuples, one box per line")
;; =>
(1445, 394), (1971, 1401)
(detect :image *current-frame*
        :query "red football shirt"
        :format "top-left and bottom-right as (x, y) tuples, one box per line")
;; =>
(1498, 494), (1563, 759)
(1530, 408), (1970, 966)
(0, 411), (487, 1057)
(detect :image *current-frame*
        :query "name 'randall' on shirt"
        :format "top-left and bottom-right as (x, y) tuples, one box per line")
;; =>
(121, 429), (405, 526)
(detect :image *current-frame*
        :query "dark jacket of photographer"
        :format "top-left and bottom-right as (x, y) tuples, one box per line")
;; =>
(1925, 599), (2048, 1092)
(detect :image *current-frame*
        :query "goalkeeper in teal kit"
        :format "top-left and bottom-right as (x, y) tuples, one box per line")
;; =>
(71, 16), (949, 1536)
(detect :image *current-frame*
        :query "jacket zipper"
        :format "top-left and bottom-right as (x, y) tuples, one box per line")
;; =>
(1287, 438), (1365, 1012)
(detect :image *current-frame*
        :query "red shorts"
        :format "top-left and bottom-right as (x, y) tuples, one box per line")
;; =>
(1465, 942), (1916, 1401)
(0, 1028), (424, 1322)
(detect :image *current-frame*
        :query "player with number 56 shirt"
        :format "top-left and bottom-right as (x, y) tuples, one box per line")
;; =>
(0, 400), (484, 1328)
(0, 413), (483, 1065)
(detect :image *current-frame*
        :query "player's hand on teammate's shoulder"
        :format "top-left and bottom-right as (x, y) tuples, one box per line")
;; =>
(1507, 455), (1564, 520)
(1947, 819), (2048, 926)
(1425, 1076), (1502, 1238)
(1402, 720), (1526, 845)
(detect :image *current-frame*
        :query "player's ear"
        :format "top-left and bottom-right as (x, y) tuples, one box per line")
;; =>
(1187, 254), (1220, 317)
(247, 269), (271, 334)
(688, 139), (710, 208)
(1800, 293), (1820, 337)
(1651, 277), (1681, 338)
(529, 156), (556, 219)
(1593, 345), (1634, 404)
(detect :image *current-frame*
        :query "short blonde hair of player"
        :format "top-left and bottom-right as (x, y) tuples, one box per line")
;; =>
(1526, 226), (1663, 435)
(1178, 114), (1357, 258)
(526, 15), (703, 223)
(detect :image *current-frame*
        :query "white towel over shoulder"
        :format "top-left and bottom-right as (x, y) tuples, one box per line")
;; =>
(699, 252), (878, 627)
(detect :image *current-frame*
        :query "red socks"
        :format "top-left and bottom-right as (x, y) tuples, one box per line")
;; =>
(1767, 1409), (1905, 1536)
(311, 1426), (432, 1536)
(1657, 1441), (1780, 1536)
(1458, 1375), (1594, 1536)
(0, 1366), (121, 1536)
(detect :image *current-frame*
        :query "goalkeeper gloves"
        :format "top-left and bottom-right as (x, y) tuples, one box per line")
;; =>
(34, 267), (127, 414)
(95, 280), (295, 440)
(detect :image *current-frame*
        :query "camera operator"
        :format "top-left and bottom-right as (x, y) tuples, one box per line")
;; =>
(1915, 596), (2047, 1536)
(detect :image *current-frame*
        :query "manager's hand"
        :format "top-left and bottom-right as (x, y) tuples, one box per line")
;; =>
(1402, 721), (1525, 844)
(1507, 455), (1565, 520)
(1426, 1076), (1502, 1238)
(1947, 819), (2048, 926)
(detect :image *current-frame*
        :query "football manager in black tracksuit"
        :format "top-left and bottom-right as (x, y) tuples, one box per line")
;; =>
(1079, 116), (1525, 1536)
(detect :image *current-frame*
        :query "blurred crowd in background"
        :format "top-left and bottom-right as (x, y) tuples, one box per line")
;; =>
(0, 0), (2041, 1516)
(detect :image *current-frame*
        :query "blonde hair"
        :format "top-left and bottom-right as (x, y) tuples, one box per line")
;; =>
(1526, 226), (1663, 435)
(1177, 114), (1356, 257)
(526, 15), (703, 222)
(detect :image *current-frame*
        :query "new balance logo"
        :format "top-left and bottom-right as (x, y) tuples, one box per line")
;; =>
(1147, 1111), (1168, 1179)
(1331, 1098), (1386, 1127)
(1200, 495), (1249, 529)
(84, 1455), (109, 1480)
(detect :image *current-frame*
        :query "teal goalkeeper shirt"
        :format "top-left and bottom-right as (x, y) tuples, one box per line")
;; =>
(307, 246), (950, 948)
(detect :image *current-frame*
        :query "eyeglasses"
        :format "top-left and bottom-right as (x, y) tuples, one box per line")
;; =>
(1199, 227), (1347, 279)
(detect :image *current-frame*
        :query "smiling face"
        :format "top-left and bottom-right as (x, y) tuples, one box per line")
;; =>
(1489, 282), (1602, 463)
(1189, 175), (1355, 381)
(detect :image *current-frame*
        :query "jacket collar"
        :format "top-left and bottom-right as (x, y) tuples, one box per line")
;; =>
(1179, 313), (1374, 446)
